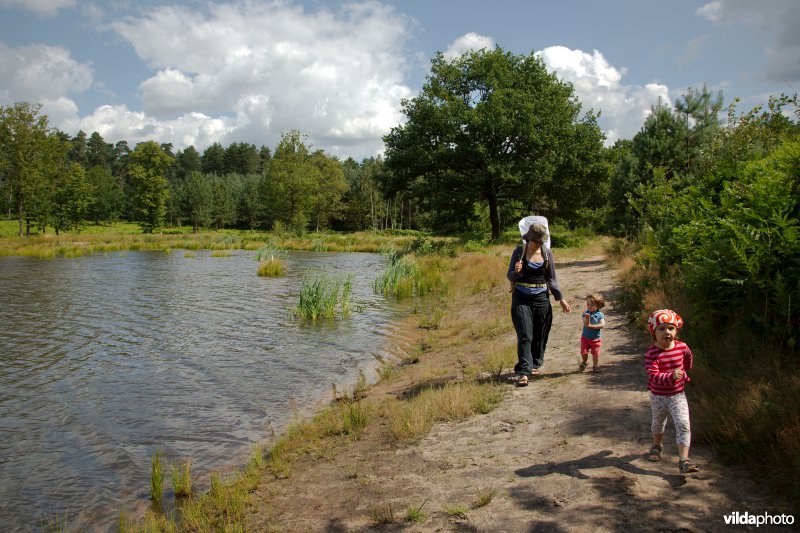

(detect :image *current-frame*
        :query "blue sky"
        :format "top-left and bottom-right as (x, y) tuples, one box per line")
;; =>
(1, 0), (798, 160)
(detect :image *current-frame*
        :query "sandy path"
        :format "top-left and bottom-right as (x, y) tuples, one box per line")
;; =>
(248, 253), (783, 532)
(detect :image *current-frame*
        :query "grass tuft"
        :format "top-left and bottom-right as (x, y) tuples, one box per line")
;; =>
(150, 448), (165, 501)
(472, 487), (497, 508)
(370, 504), (395, 524)
(171, 460), (192, 498)
(257, 258), (286, 276)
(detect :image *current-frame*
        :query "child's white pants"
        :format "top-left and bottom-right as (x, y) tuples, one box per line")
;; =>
(650, 392), (691, 447)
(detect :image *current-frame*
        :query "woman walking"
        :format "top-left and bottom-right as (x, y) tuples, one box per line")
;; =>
(507, 221), (571, 385)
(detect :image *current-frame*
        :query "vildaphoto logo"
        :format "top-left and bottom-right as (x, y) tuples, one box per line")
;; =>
(723, 511), (794, 527)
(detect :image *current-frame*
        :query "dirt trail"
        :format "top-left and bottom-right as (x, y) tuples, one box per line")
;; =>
(248, 253), (784, 532)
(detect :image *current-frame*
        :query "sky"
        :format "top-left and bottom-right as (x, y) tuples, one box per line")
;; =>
(1, 0), (798, 161)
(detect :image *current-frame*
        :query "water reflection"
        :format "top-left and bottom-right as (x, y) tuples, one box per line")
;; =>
(0, 250), (404, 530)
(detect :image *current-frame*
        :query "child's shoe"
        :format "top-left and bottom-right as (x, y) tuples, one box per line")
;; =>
(678, 459), (699, 473)
(578, 360), (587, 372)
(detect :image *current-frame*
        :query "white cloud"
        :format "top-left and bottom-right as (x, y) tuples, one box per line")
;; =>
(443, 32), (495, 60)
(536, 46), (671, 145)
(0, 42), (92, 127)
(104, 1), (414, 158)
(0, 0), (74, 16)
(77, 105), (235, 150)
(697, 0), (800, 82)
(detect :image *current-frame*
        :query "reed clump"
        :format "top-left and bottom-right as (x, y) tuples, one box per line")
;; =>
(293, 272), (354, 320)
(257, 258), (286, 276)
(150, 448), (165, 501)
(171, 461), (192, 498)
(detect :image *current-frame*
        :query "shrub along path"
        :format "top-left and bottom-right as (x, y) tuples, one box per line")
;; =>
(246, 249), (781, 531)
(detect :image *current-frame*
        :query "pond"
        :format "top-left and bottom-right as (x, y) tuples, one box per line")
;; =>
(0, 249), (406, 530)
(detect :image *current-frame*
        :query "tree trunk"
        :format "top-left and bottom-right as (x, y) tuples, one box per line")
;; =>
(487, 192), (500, 241)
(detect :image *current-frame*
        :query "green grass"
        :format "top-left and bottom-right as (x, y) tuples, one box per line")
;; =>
(257, 258), (286, 276)
(150, 448), (165, 501)
(374, 251), (419, 298)
(171, 461), (192, 498)
(405, 501), (427, 523)
(292, 272), (354, 320)
(444, 505), (469, 518)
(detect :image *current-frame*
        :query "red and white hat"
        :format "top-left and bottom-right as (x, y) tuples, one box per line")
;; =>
(647, 309), (683, 336)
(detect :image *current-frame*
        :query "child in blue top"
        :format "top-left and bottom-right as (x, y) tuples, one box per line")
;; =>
(579, 294), (605, 372)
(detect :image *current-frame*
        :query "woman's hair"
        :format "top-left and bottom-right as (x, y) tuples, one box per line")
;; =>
(586, 293), (605, 309)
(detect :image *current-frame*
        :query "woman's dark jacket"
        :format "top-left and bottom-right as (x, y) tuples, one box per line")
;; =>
(506, 245), (565, 302)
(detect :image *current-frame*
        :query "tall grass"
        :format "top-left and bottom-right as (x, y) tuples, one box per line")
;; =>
(374, 251), (418, 298)
(171, 461), (193, 498)
(293, 272), (354, 319)
(150, 448), (165, 501)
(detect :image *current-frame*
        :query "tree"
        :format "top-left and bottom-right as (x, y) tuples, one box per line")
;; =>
(128, 141), (171, 233)
(86, 164), (124, 224)
(182, 171), (213, 232)
(174, 146), (202, 181)
(309, 150), (348, 231)
(69, 130), (88, 167)
(201, 142), (226, 175)
(52, 162), (93, 234)
(224, 142), (260, 175)
(383, 47), (604, 239)
(263, 131), (319, 233)
(87, 131), (112, 170)
(0, 102), (53, 236)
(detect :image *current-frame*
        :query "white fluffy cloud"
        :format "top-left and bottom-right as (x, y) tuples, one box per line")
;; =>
(698, 0), (800, 82)
(104, 1), (414, 157)
(77, 105), (235, 149)
(443, 32), (495, 60)
(0, 0), (74, 16)
(0, 42), (92, 127)
(536, 46), (670, 145)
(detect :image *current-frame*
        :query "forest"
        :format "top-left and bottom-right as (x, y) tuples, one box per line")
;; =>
(2, 47), (800, 493)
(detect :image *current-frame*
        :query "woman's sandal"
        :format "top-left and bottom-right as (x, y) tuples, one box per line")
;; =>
(679, 459), (699, 473)
(530, 369), (541, 377)
(516, 375), (529, 387)
(647, 444), (663, 461)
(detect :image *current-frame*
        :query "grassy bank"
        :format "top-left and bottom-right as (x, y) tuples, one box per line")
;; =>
(0, 220), (450, 258)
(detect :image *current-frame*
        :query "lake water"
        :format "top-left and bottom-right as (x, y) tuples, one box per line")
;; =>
(0, 249), (407, 531)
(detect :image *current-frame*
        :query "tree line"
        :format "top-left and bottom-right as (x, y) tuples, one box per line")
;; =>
(0, 104), (413, 236)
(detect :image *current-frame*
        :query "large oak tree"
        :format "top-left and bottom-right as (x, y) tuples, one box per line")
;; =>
(383, 47), (605, 239)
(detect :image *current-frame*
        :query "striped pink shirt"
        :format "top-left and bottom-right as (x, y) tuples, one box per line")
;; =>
(645, 340), (693, 396)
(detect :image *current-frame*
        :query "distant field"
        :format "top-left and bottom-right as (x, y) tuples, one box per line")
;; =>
(0, 220), (197, 238)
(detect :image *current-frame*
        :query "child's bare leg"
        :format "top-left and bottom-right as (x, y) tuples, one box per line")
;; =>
(677, 444), (689, 461)
(592, 355), (599, 371)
